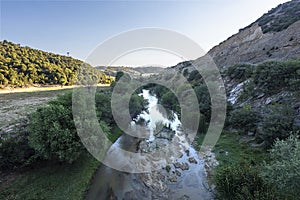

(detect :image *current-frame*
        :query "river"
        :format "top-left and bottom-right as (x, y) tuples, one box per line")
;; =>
(86, 90), (214, 200)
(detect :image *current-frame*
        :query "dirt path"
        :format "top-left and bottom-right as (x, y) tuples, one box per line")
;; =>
(0, 84), (110, 94)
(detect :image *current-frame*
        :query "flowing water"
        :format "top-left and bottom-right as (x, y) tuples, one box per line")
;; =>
(86, 90), (213, 200)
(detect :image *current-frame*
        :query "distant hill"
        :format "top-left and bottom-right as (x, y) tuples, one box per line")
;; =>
(0, 40), (108, 88)
(96, 66), (164, 77)
(134, 66), (164, 74)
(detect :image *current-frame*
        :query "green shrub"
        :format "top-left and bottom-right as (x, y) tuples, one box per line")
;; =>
(226, 64), (254, 82)
(182, 69), (189, 77)
(28, 87), (148, 163)
(0, 119), (35, 170)
(187, 70), (202, 82)
(0, 135), (34, 170)
(214, 163), (278, 200)
(253, 60), (300, 94)
(229, 105), (260, 133)
(28, 104), (83, 163)
(259, 104), (298, 148)
(261, 134), (300, 198)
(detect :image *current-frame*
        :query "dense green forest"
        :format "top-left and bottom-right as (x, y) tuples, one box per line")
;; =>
(0, 40), (110, 88)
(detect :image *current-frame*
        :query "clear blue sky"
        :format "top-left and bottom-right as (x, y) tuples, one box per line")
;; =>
(0, 0), (290, 67)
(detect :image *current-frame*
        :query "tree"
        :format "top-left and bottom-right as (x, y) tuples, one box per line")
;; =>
(129, 94), (148, 119)
(115, 71), (124, 82)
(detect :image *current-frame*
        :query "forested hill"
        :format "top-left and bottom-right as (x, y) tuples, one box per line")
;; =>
(0, 40), (108, 88)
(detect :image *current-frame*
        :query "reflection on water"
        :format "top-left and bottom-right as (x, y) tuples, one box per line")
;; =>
(136, 90), (180, 141)
(86, 90), (213, 200)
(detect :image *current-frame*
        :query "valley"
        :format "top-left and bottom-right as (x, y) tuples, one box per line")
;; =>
(1, 0), (300, 199)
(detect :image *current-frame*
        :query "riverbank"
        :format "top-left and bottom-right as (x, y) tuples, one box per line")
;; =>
(0, 153), (100, 200)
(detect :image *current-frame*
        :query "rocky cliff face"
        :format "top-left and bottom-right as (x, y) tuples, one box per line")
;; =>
(207, 20), (300, 68)
(171, 0), (300, 70)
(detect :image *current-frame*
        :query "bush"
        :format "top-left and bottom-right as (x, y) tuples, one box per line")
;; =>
(214, 163), (278, 200)
(28, 104), (83, 163)
(226, 64), (254, 82)
(253, 60), (300, 94)
(28, 88), (147, 163)
(229, 105), (260, 133)
(0, 135), (35, 171)
(187, 70), (202, 82)
(259, 104), (298, 148)
(0, 119), (35, 170)
(261, 134), (300, 198)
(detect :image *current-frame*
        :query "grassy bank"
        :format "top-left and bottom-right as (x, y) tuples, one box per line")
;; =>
(0, 153), (99, 200)
(213, 131), (267, 165)
(196, 131), (267, 165)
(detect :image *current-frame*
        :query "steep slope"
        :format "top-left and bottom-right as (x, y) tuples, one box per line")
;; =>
(208, 20), (300, 68)
(247, 0), (300, 33)
(171, 0), (300, 72)
(207, 0), (300, 68)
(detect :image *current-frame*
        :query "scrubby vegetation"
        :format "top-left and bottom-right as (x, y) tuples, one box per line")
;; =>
(226, 60), (300, 100)
(224, 60), (300, 147)
(261, 134), (300, 199)
(214, 163), (278, 200)
(242, 0), (300, 33)
(229, 105), (259, 131)
(257, 0), (300, 33)
(0, 121), (34, 170)
(0, 40), (111, 88)
(259, 104), (298, 148)
(184, 58), (300, 199)
(213, 134), (300, 200)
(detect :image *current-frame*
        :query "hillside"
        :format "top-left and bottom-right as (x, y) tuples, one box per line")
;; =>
(169, 0), (300, 131)
(248, 0), (300, 33)
(208, 0), (300, 68)
(0, 40), (108, 88)
(171, 0), (300, 73)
